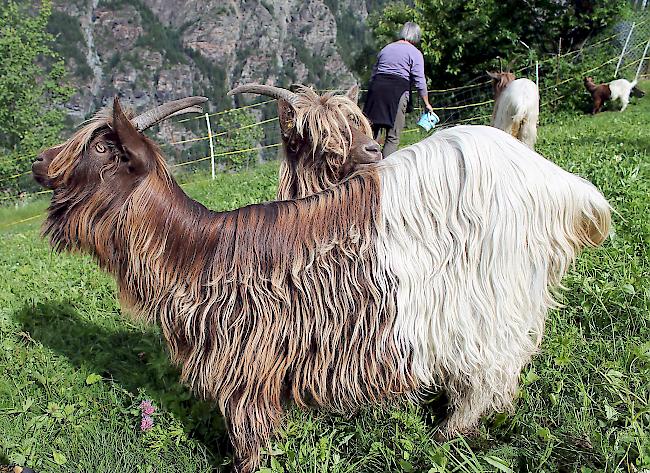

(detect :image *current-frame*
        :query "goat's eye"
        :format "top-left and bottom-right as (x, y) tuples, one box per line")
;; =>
(95, 142), (107, 153)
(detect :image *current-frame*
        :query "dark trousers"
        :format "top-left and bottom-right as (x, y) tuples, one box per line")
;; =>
(371, 91), (409, 157)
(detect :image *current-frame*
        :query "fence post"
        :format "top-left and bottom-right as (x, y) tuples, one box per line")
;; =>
(615, 22), (635, 77)
(204, 112), (215, 180)
(535, 61), (539, 88)
(556, 38), (562, 85)
(635, 38), (650, 82)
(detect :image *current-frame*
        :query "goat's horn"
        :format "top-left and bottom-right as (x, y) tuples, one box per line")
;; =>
(132, 96), (208, 131)
(228, 84), (298, 104)
(163, 105), (205, 120)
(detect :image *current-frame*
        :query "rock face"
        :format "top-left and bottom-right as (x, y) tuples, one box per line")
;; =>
(51, 0), (373, 127)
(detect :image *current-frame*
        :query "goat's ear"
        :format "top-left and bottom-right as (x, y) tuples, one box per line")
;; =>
(112, 97), (152, 175)
(277, 98), (297, 137)
(346, 85), (360, 104)
(487, 71), (500, 80)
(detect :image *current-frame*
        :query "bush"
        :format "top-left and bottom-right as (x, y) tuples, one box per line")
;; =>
(367, 0), (629, 86)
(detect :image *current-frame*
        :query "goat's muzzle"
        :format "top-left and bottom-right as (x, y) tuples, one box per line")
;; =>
(349, 129), (383, 165)
(32, 146), (60, 189)
(359, 142), (382, 163)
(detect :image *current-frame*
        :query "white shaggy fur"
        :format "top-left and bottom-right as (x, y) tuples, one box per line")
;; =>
(375, 125), (610, 432)
(607, 78), (638, 112)
(492, 79), (539, 149)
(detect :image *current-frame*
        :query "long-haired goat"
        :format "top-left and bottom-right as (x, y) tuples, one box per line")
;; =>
(33, 96), (387, 472)
(232, 83), (612, 440)
(34, 91), (610, 472)
(584, 77), (644, 114)
(487, 71), (539, 149)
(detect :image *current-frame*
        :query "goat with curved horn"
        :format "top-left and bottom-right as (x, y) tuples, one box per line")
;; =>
(228, 84), (298, 104)
(229, 84), (382, 199)
(132, 96), (208, 131)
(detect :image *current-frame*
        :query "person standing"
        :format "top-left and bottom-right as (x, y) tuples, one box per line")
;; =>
(363, 22), (434, 156)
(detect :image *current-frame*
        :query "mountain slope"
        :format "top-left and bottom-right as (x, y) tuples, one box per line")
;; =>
(50, 0), (375, 124)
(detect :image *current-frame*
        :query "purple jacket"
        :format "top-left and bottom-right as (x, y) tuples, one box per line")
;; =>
(371, 41), (428, 96)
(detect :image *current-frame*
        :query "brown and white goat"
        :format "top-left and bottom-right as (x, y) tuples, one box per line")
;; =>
(584, 77), (644, 114)
(34, 89), (611, 472)
(487, 71), (539, 149)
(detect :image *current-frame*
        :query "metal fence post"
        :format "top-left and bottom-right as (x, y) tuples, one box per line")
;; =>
(204, 112), (215, 180)
(556, 38), (562, 85)
(635, 38), (650, 81)
(615, 22), (635, 77)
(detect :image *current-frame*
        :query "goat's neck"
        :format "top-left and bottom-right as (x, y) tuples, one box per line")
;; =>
(113, 180), (222, 320)
(114, 173), (381, 325)
(585, 81), (598, 93)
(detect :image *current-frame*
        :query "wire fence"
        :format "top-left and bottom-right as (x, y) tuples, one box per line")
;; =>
(1, 18), (650, 213)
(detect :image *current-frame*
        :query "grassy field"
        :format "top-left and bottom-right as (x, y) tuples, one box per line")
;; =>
(0, 90), (648, 472)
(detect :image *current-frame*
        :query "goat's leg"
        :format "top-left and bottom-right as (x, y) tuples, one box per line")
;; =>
(440, 386), (491, 437)
(440, 369), (519, 438)
(592, 97), (602, 114)
(226, 398), (284, 473)
(620, 96), (629, 112)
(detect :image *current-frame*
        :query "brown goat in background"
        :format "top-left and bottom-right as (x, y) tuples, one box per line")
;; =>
(584, 77), (612, 114)
(584, 77), (644, 114)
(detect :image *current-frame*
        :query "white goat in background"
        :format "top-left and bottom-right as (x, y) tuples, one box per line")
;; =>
(488, 71), (540, 149)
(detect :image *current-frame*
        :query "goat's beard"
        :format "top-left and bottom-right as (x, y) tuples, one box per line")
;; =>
(42, 184), (125, 270)
(43, 187), (90, 253)
(277, 151), (355, 200)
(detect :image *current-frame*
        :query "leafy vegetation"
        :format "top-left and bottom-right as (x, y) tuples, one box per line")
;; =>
(363, 0), (629, 85)
(0, 85), (648, 472)
(170, 109), (267, 172)
(0, 0), (73, 195)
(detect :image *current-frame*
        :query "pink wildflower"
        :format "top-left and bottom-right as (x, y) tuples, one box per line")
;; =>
(139, 400), (156, 416)
(141, 415), (154, 431)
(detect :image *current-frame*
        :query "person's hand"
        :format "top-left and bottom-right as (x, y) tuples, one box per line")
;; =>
(425, 103), (434, 113)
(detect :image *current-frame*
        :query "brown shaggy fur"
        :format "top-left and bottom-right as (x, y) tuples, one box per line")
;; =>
(34, 99), (416, 472)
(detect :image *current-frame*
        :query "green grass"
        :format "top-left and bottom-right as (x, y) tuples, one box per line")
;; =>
(1, 91), (648, 472)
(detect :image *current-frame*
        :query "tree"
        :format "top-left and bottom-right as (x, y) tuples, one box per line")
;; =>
(0, 0), (72, 195)
(365, 0), (628, 86)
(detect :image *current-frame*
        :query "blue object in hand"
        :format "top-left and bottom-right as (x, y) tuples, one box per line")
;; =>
(417, 111), (440, 132)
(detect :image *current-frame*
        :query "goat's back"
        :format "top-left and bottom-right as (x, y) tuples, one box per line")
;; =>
(607, 78), (635, 101)
(491, 79), (539, 148)
(374, 125), (610, 391)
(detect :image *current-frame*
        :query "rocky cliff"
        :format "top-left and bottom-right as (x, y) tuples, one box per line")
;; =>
(50, 0), (378, 126)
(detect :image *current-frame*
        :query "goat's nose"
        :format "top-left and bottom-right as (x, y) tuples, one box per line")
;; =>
(364, 143), (380, 153)
(362, 143), (382, 162)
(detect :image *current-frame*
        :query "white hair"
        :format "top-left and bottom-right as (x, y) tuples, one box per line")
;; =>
(399, 22), (421, 45)
(492, 78), (540, 149)
(374, 125), (610, 432)
(608, 78), (638, 111)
